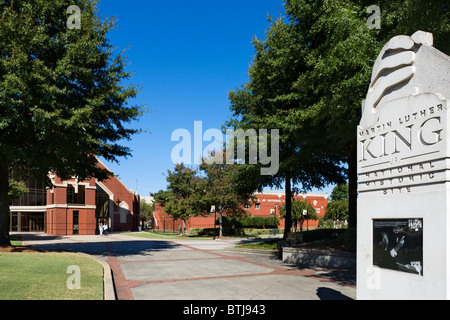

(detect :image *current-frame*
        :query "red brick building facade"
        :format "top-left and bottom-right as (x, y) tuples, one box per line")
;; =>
(153, 191), (329, 232)
(9, 159), (140, 235)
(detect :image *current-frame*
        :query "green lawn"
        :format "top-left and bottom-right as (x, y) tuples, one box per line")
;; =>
(120, 230), (278, 240)
(0, 252), (104, 300)
(9, 234), (23, 246)
(235, 239), (280, 251)
(120, 230), (209, 240)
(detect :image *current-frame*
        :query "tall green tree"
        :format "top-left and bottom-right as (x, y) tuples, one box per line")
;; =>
(227, 0), (449, 242)
(0, 0), (144, 245)
(198, 150), (256, 238)
(152, 163), (204, 233)
(283, 0), (449, 230)
(280, 198), (318, 232)
(324, 184), (349, 222)
(140, 199), (154, 228)
(227, 7), (347, 241)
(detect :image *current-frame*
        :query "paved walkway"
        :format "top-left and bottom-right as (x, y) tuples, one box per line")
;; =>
(20, 232), (356, 300)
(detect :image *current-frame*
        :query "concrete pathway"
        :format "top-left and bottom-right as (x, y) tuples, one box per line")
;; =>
(20, 232), (356, 300)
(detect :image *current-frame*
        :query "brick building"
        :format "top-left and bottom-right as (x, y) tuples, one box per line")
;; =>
(9, 159), (140, 235)
(153, 191), (329, 232)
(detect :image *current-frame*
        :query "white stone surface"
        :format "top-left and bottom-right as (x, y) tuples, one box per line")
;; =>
(360, 31), (450, 128)
(357, 31), (450, 300)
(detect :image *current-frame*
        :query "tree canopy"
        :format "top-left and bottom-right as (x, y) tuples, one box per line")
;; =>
(152, 164), (203, 233)
(0, 0), (144, 245)
(324, 184), (349, 222)
(198, 150), (256, 237)
(226, 0), (449, 240)
(154, 151), (257, 238)
(140, 199), (154, 227)
(280, 197), (318, 232)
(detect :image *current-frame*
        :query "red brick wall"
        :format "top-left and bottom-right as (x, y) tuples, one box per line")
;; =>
(153, 192), (329, 231)
(153, 203), (183, 232)
(245, 193), (329, 229)
(46, 208), (68, 235)
(78, 208), (96, 235)
(97, 162), (140, 232)
(45, 161), (140, 235)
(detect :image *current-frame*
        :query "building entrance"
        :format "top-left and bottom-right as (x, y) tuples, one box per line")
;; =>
(96, 186), (110, 231)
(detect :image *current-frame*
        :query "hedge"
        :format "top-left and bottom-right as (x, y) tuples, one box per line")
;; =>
(189, 227), (283, 237)
(215, 216), (280, 229)
(286, 228), (347, 245)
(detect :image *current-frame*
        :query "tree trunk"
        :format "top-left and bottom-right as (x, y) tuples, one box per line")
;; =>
(345, 143), (358, 252)
(0, 161), (10, 246)
(348, 143), (357, 230)
(213, 209), (217, 240)
(283, 172), (292, 241)
(219, 207), (223, 238)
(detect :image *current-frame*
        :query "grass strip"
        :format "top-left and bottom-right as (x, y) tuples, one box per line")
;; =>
(0, 252), (104, 300)
(235, 239), (280, 251)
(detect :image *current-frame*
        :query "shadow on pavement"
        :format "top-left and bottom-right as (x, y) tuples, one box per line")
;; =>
(311, 268), (356, 287)
(18, 232), (183, 257)
(316, 287), (353, 300)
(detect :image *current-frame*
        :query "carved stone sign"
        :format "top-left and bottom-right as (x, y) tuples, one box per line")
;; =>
(358, 31), (449, 195)
(358, 92), (446, 195)
(357, 31), (450, 300)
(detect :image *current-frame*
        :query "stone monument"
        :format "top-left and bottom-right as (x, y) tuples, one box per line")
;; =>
(357, 31), (450, 299)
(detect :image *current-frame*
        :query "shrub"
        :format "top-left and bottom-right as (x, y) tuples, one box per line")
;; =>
(344, 228), (356, 252)
(286, 229), (347, 246)
(188, 228), (203, 236)
(240, 216), (252, 228)
(252, 216), (265, 228)
(318, 218), (348, 229)
(214, 215), (281, 230)
(264, 217), (280, 229)
(286, 232), (303, 245)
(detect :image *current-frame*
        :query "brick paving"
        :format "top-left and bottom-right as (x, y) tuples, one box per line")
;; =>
(105, 237), (355, 300)
(21, 232), (356, 300)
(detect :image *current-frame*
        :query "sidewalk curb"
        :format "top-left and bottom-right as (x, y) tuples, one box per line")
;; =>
(78, 253), (116, 300)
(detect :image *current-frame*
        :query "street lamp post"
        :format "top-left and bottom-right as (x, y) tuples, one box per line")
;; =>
(274, 204), (277, 229)
(303, 209), (308, 231)
(211, 205), (216, 240)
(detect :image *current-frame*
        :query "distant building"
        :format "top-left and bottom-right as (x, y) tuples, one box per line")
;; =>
(9, 159), (140, 235)
(140, 196), (154, 205)
(153, 191), (329, 232)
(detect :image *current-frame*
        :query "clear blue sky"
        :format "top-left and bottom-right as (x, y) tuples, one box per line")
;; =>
(96, 0), (335, 197)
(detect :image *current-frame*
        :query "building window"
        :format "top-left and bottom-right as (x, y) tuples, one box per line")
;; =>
(255, 203), (260, 210)
(73, 211), (79, 235)
(9, 212), (45, 232)
(67, 185), (85, 205)
(244, 204), (250, 210)
(96, 186), (110, 226)
(10, 172), (47, 207)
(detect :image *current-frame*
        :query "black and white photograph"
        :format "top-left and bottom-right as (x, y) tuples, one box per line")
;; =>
(373, 219), (423, 275)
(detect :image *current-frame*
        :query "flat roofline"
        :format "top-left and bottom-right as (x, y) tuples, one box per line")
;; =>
(255, 191), (328, 198)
